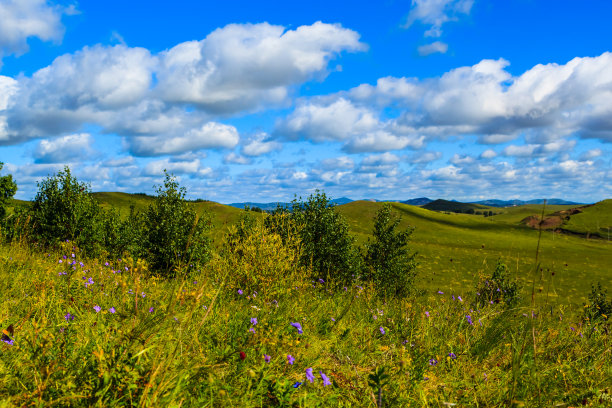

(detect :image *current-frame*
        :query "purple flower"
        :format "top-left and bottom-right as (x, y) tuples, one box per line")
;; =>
(141, 292), (146, 298)
(237, 289), (243, 295)
(466, 315), (473, 325)
(293, 382), (302, 388)
(428, 358), (438, 366)
(109, 307), (116, 314)
(64, 313), (74, 321)
(437, 290), (444, 295)
(448, 352), (457, 360)
(287, 354), (295, 365)
(264, 354), (271, 363)
(249, 327), (256, 334)
(2, 338), (14, 346)
(306, 367), (315, 383)
(290, 322), (303, 334)
(105, 262), (109, 266)
(320, 371), (332, 386)
(458, 296), (463, 302)
(318, 278), (325, 284)
(424, 311), (430, 317)
(379, 326), (385, 335)
(149, 307), (154, 313)
(251, 317), (258, 326)
(94, 305), (101, 313)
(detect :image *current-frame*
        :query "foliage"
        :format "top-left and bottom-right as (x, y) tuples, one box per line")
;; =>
(0, 162), (18, 220)
(99, 205), (145, 260)
(584, 282), (611, 322)
(288, 191), (361, 287)
(27, 167), (104, 254)
(363, 203), (417, 298)
(474, 259), (521, 308)
(141, 171), (212, 276)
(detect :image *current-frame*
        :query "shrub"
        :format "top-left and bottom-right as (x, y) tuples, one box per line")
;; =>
(0, 162), (17, 221)
(288, 191), (361, 287)
(363, 203), (417, 298)
(99, 205), (145, 260)
(141, 172), (211, 276)
(474, 260), (521, 308)
(28, 167), (104, 254)
(584, 282), (611, 322)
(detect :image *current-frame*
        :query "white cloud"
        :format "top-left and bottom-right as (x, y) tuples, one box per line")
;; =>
(479, 149), (497, 159)
(320, 156), (354, 170)
(143, 159), (200, 176)
(224, 152), (252, 165)
(156, 22), (366, 113)
(34, 133), (94, 163)
(417, 41), (448, 56)
(579, 148), (602, 161)
(403, 0), (474, 37)
(128, 122), (239, 156)
(241, 132), (281, 157)
(409, 151), (441, 163)
(344, 130), (425, 153)
(0, 0), (73, 63)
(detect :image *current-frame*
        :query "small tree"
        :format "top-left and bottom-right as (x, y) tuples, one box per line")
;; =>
(288, 191), (361, 286)
(142, 172), (212, 276)
(474, 260), (521, 308)
(0, 162), (17, 220)
(364, 203), (417, 298)
(29, 167), (103, 253)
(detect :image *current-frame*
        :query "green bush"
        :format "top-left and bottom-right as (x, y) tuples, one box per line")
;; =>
(584, 282), (611, 322)
(287, 191), (361, 287)
(0, 162), (17, 221)
(99, 205), (145, 260)
(141, 172), (212, 276)
(363, 203), (417, 298)
(28, 167), (104, 254)
(474, 260), (521, 308)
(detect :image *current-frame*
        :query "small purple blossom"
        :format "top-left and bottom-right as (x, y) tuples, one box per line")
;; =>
(437, 290), (444, 295)
(251, 317), (258, 326)
(318, 278), (325, 284)
(249, 327), (256, 334)
(290, 322), (303, 334)
(428, 358), (438, 366)
(458, 296), (463, 302)
(293, 382), (302, 388)
(448, 352), (457, 360)
(379, 326), (385, 335)
(149, 307), (154, 313)
(425, 311), (430, 317)
(2, 338), (14, 346)
(466, 315), (473, 325)
(237, 289), (243, 295)
(320, 371), (332, 386)
(141, 292), (146, 298)
(94, 305), (101, 313)
(64, 313), (74, 321)
(287, 354), (295, 365)
(109, 307), (116, 314)
(264, 354), (271, 363)
(306, 367), (315, 383)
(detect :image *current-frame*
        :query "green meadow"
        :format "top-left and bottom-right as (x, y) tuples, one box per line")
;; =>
(1, 177), (610, 407)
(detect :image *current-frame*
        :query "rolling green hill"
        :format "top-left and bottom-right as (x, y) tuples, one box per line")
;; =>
(560, 199), (612, 239)
(422, 198), (492, 213)
(337, 201), (611, 305)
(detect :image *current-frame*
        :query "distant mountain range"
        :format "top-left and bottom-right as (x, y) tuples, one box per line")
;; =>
(227, 197), (584, 210)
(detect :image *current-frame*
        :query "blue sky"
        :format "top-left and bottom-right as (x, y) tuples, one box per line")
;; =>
(1, 0), (611, 203)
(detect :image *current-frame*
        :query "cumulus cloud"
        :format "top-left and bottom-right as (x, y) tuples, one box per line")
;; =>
(403, 0), (474, 37)
(143, 158), (200, 176)
(241, 132), (281, 157)
(479, 149), (497, 159)
(0, 0), (75, 64)
(417, 41), (448, 56)
(128, 122), (239, 156)
(156, 22), (366, 113)
(224, 152), (252, 165)
(33, 133), (94, 163)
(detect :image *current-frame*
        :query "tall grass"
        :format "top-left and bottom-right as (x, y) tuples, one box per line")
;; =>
(0, 235), (609, 407)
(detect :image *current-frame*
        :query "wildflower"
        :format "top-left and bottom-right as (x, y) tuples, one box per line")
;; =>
(306, 368), (315, 383)
(264, 354), (271, 363)
(425, 311), (430, 317)
(437, 290), (444, 295)
(239, 351), (246, 361)
(318, 278), (325, 284)
(1, 337), (14, 346)
(287, 354), (295, 365)
(238, 289), (243, 295)
(251, 317), (258, 326)
(379, 326), (386, 335)
(448, 352), (457, 360)
(141, 292), (146, 298)
(458, 296), (463, 302)
(429, 358), (438, 366)
(109, 307), (116, 314)
(71, 253), (75, 258)
(94, 305), (101, 313)
(249, 328), (256, 334)
(452, 295), (455, 301)
(331, 317), (335, 322)
(290, 322), (303, 334)
(320, 371), (332, 386)
(293, 382), (302, 388)
(466, 315), (473, 325)
(149, 307), (154, 313)
(65, 313), (74, 321)
(105, 262), (109, 266)
(79, 262), (84, 268)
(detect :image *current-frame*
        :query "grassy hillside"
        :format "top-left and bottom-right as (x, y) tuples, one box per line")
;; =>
(422, 199), (492, 213)
(560, 199), (612, 239)
(337, 201), (612, 305)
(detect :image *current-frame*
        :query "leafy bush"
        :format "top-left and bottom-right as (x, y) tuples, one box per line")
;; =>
(363, 203), (417, 298)
(214, 217), (305, 299)
(28, 167), (104, 254)
(99, 205), (145, 260)
(285, 191), (361, 287)
(141, 172), (212, 276)
(0, 162), (17, 220)
(474, 260), (521, 308)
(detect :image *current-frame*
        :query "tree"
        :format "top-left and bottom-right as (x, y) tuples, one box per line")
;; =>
(288, 191), (361, 286)
(0, 162), (17, 220)
(142, 171), (212, 276)
(29, 167), (103, 253)
(364, 203), (417, 298)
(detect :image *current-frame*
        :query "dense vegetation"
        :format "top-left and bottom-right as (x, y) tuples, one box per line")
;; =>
(0, 166), (610, 406)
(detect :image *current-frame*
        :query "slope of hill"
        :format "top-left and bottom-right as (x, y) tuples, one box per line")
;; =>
(422, 199), (492, 213)
(401, 197), (433, 206)
(560, 199), (612, 239)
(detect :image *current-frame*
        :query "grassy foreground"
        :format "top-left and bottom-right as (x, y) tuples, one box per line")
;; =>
(0, 241), (610, 407)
